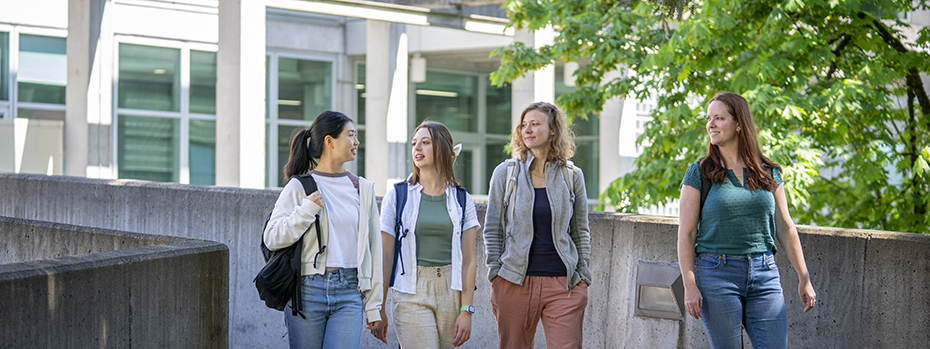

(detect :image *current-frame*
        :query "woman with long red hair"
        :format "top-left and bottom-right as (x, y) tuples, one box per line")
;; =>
(677, 92), (817, 348)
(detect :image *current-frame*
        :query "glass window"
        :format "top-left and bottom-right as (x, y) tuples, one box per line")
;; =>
(18, 35), (66, 105)
(277, 58), (332, 120)
(415, 71), (478, 132)
(190, 50), (217, 114)
(275, 125), (304, 187)
(356, 64), (366, 125)
(17, 108), (64, 121)
(118, 44), (180, 112)
(356, 64), (366, 178)
(454, 149), (474, 189)
(485, 140), (510, 186)
(190, 119), (216, 185)
(1, 32), (8, 101)
(486, 80), (512, 135)
(117, 115), (181, 182)
(556, 77), (599, 199)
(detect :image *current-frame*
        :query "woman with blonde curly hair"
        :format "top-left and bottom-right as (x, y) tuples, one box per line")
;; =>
(483, 101), (592, 349)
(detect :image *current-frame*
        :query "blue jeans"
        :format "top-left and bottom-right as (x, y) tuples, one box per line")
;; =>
(285, 268), (364, 349)
(694, 251), (787, 349)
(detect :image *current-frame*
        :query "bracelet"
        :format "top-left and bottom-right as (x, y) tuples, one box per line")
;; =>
(460, 305), (475, 314)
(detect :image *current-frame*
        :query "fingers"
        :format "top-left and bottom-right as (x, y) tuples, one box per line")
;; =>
(453, 326), (470, 347)
(307, 191), (324, 206)
(803, 293), (816, 312)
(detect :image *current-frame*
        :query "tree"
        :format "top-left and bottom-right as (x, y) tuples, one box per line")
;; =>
(491, 0), (930, 233)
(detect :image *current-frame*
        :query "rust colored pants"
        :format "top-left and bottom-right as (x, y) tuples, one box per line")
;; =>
(490, 276), (588, 349)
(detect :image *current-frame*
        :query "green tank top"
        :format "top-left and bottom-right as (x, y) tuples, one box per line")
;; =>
(415, 192), (454, 266)
(681, 161), (784, 255)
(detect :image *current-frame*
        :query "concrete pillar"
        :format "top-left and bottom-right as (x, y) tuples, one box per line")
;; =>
(365, 20), (390, 195)
(510, 27), (555, 127)
(66, 0), (107, 177)
(216, 0), (265, 188)
(599, 89), (623, 194)
(365, 20), (408, 196)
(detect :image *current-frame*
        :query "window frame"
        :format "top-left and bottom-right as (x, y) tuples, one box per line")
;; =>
(112, 35), (218, 184)
(0, 25), (68, 120)
(265, 50), (338, 188)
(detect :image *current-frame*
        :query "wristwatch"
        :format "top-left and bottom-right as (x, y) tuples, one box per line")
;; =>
(460, 305), (475, 314)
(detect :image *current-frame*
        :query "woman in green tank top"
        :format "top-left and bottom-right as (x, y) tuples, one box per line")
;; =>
(678, 92), (817, 349)
(373, 121), (480, 348)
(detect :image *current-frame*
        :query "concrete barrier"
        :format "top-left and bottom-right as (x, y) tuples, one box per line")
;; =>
(0, 216), (228, 348)
(0, 173), (928, 348)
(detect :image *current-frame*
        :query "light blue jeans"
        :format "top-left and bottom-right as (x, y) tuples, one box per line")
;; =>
(285, 268), (364, 349)
(694, 251), (787, 349)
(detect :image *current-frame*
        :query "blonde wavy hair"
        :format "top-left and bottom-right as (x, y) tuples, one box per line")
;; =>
(510, 101), (575, 165)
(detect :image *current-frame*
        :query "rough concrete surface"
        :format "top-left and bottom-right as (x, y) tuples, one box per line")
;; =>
(0, 217), (229, 348)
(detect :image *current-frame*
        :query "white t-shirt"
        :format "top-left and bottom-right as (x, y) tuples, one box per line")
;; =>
(311, 171), (360, 268)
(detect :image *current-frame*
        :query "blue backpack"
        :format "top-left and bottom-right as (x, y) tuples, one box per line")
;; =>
(388, 181), (467, 287)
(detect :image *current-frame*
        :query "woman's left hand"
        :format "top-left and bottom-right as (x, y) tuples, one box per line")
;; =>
(798, 277), (816, 312)
(452, 312), (472, 347)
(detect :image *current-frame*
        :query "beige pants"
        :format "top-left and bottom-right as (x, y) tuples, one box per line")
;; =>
(391, 265), (462, 349)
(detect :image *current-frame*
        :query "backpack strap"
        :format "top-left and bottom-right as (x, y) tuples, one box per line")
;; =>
(561, 160), (576, 204)
(502, 160), (518, 227)
(698, 157), (711, 222)
(455, 185), (467, 235)
(696, 158), (775, 222)
(388, 181), (409, 287)
(282, 174), (325, 319)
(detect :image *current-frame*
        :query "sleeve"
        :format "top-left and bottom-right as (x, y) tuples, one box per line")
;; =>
(681, 161), (702, 191)
(262, 177), (323, 251)
(773, 167), (783, 186)
(379, 184), (397, 237)
(365, 189), (384, 322)
(483, 162), (509, 281)
(569, 165), (593, 286)
(464, 192), (480, 232)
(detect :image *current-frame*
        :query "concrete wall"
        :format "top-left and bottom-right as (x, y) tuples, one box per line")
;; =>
(0, 216), (228, 348)
(0, 173), (928, 348)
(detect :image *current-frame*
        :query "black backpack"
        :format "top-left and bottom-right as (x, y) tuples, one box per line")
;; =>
(388, 181), (467, 287)
(254, 174), (326, 318)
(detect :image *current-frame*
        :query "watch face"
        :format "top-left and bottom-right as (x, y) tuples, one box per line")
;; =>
(467, 305), (475, 314)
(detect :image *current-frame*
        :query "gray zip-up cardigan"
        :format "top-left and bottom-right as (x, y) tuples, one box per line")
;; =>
(484, 154), (592, 289)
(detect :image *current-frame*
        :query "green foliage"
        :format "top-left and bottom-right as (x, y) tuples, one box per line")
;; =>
(493, 0), (930, 233)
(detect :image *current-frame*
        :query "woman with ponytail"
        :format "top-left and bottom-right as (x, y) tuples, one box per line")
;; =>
(262, 111), (383, 349)
(373, 121), (479, 348)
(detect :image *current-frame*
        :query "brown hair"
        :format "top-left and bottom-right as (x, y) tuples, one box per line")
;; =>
(700, 92), (781, 191)
(510, 101), (575, 165)
(410, 121), (459, 187)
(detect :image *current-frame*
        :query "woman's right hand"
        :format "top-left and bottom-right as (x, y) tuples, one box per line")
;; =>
(306, 190), (324, 207)
(684, 284), (703, 319)
(370, 308), (388, 343)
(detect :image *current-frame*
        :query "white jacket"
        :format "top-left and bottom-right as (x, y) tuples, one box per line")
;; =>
(379, 181), (480, 294)
(263, 175), (383, 322)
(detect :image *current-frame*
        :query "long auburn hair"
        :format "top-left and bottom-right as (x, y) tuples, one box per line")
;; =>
(283, 111), (353, 181)
(510, 101), (575, 166)
(410, 121), (459, 188)
(700, 92), (781, 192)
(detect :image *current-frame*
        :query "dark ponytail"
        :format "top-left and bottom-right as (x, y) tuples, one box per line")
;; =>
(282, 111), (353, 181)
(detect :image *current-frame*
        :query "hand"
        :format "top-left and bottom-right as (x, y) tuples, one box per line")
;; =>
(452, 312), (472, 347)
(366, 320), (385, 343)
(799, 278), (816, 312)
(307, 190), (324, 207)
(684, 284), (703, 319)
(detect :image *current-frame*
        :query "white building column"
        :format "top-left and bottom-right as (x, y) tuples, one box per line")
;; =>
(511, 27), (555, 127)
(66, 0), (107, 177)
(599, 91), (623, 194)
(365, 20), (408, 196)
(216, 0), (265, 188)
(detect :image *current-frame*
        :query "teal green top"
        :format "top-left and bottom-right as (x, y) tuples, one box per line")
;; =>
(415, 192), (454, 267)
(681, 161), (783, 255)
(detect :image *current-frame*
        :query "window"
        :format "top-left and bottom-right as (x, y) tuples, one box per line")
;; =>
(355, 63), (366, 177)
(0, 30), (67, 121)
(266, 52), (335, 187)
(555, 77), (599, 199)
(412, 70), (511, 195)
(115, 41), (217, 185)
